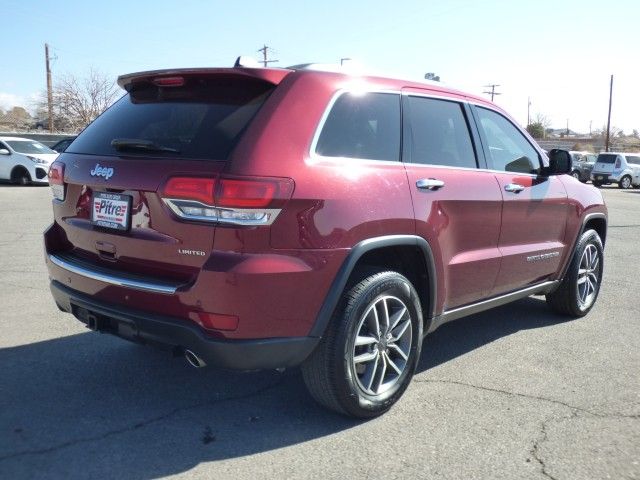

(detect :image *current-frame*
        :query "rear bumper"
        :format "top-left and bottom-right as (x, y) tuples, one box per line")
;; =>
(591, 172), (620, 183)
(50, 280), (319, 370)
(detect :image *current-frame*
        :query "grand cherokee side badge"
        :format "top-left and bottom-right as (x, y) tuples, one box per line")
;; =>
(527, 252), (560, 262)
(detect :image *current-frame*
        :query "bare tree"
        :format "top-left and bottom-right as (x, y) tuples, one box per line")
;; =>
(526, 112), (552, 139)
(34, 69), (120, 132)
(55, 68), (120, 131)
(534, 113), (552, 129)
(594, 125), (622, 139)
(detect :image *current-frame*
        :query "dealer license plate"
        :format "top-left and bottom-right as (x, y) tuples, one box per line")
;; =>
(91, 192), (132, 231)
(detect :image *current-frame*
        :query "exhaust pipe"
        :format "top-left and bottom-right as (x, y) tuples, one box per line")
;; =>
(184, 349), (207, 368)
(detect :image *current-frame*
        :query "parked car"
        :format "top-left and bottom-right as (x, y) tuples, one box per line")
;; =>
(44, 63), (608, 417)
(32, 117), (73, 132)
(0, 136), (58, 185)
(569, 151), (597, 183)
(51, 136), (77, 153)
(591, 152), (640, 188)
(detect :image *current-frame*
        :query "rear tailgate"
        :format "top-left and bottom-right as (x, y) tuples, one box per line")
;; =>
(47, 68), (290, 287)
(51, 154), (224, 283)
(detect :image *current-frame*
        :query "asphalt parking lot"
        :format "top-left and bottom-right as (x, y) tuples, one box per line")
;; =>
(0, 183), (638, 479)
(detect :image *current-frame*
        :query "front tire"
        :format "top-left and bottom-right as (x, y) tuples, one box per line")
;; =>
(301, 271), (423, 418)
(546, 229), (603, 317)
(11, 169), (31, 186)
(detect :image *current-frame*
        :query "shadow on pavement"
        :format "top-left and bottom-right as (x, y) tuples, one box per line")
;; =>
(0, 181), (48, 188)
(418, 296), (571, 372)
(0, 296), (571, 478)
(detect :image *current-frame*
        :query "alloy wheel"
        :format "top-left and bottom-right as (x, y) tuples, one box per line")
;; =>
(577, 244), (600, 309)
(351, 295), (412, 396)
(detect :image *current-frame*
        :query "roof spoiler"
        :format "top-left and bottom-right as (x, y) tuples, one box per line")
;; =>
(117, 66), (292, 90)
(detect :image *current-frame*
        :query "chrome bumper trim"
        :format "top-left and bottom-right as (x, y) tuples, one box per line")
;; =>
(48, 254), (180, 295)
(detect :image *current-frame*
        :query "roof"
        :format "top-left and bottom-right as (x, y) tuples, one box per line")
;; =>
(116, 64), (491, 105)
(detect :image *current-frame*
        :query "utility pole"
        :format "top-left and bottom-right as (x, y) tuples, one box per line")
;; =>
(483, 84), (501, 102)
(605, 74), (613, 152)
(257, 44), (279, 68)
(45, 43), (53, 132)
(527, 96), (531, 126)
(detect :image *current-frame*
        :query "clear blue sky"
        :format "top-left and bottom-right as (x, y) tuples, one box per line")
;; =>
(1, 0), (638, 133)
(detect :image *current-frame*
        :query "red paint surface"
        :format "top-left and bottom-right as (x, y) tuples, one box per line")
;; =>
(45, 67), (606, 340)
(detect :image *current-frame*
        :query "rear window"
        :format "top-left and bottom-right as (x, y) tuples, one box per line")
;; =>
(67, 77), (275, 160)
(597, 154), (617, 164)
(315, 92), (400, 161)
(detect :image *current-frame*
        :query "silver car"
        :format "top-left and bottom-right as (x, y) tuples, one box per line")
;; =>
(569, 151), (597, 183)
(591, 152), (640, 189)
(0, 136), (59, 185)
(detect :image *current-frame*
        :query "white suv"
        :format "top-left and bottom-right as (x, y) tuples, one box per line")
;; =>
(591, 152), (640, 189)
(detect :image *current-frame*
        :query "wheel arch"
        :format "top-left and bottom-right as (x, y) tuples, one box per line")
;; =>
(309, 235), (437, 337)
(556, 212), (607, 284)
(10, 165), (31, 183)
(583, 214), (607, 246)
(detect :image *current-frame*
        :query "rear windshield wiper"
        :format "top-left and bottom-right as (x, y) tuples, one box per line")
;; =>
(111, 138), (180, 153)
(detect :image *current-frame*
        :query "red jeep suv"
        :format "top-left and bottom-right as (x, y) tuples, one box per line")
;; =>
(44, 64), (607, 417)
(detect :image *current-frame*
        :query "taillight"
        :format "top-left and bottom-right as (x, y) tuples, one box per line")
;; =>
(615, 158), (621, 169)
(161, 175), (294, 226)
(217, 178), (277, 208)
(48, 161), (65, 201)
(163, 177), (216, 204)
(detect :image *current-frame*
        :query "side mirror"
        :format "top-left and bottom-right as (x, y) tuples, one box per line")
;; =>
(547, 149), (572, 175)
(0, 148), (10, 155)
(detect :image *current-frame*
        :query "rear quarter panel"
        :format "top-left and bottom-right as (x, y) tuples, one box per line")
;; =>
(228, 72), (416, 250)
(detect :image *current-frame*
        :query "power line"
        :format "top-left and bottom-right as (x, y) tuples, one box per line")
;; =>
(257, 44), (279, 68)
(483, 84), (501, 102)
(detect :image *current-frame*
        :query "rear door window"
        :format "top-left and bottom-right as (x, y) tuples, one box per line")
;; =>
(315, 92), (400, 161)
(404, 96), (477, 168)
(625, 155), (640, 165)
(67, 77), (275, 161)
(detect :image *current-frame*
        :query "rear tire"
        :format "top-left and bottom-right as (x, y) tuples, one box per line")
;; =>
(301, 271), (423, 418)
(592, 181), (602, 188)
(619, 175), (632, 189)
(571, 171), (580, 181)
(546, 229), (603, 317)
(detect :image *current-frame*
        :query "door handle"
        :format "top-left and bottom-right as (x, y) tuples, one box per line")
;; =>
(416, 178), (445, 190)
(504, 183), (525, 193)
